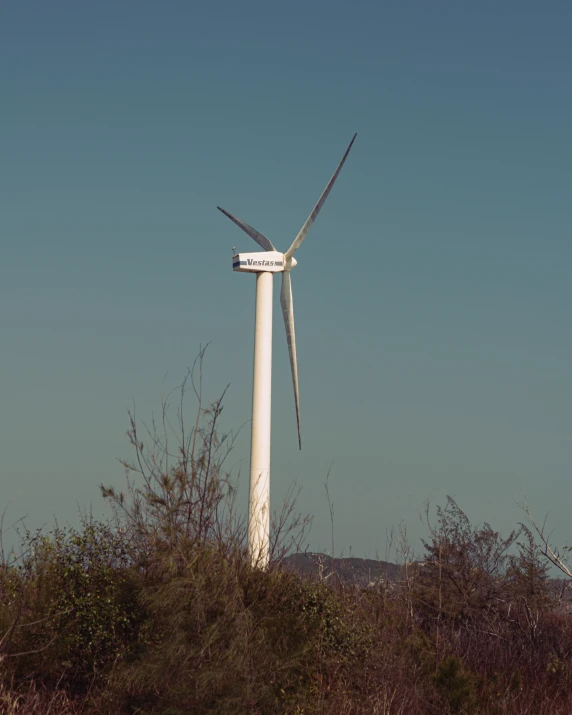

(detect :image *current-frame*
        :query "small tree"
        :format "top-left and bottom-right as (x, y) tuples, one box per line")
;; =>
(502, 525), (551, 645)
(419, 497), (519, 621)
(507, 525), (551, 610)
(101, 346), (244, 556)
(101, 346), (310, 565)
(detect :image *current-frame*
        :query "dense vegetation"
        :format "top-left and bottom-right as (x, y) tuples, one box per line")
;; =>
(2, 357), (571, 713)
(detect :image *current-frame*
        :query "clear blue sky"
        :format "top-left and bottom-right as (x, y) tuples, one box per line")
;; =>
(2, 1), (570, 558)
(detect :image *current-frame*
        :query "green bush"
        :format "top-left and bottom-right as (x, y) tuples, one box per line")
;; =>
(101, 548), (372, 714)
(434, 656), (478, 714)
(1, 517), (142, 691)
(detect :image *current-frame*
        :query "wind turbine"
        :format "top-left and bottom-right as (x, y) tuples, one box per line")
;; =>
(218, 134), (356, 567)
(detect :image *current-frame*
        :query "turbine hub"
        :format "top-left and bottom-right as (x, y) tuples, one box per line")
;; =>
(285, 256), (298, 270)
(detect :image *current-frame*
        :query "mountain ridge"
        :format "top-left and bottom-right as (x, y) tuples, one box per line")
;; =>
(282, 552), (401, 586)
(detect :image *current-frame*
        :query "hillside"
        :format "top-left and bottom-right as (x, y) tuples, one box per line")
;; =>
(283, 552), (401, 585)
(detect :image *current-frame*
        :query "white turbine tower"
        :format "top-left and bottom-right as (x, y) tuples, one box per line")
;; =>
(218, 134), (356, 567)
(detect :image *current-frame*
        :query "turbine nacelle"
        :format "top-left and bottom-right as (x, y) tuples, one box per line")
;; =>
(232, 251), (285, 273)
(232, 252), (298, 273)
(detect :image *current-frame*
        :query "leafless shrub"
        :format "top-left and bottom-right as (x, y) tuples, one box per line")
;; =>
(517, 497), (572, 580)
(100, 346), (245, 557)
(100, 345), (310, 565)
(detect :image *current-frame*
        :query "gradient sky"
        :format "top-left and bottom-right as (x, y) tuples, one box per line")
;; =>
(2, 1), (570, 559)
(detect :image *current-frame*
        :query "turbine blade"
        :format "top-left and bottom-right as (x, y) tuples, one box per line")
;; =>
(285, 133), (356, 260)
(280, 271), (301, 450)
(217, 206), (276, 252)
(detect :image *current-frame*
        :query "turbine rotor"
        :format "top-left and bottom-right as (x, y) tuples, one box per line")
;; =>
(218, 134), (357, 449)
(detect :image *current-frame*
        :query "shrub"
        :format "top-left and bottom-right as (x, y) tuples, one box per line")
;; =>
(1, 516), (141, 692)
(434, 655), (477, 714)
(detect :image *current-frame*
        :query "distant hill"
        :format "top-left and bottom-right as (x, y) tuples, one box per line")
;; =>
(283, 554), (572, 601)
(282, 552), (401, 586)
